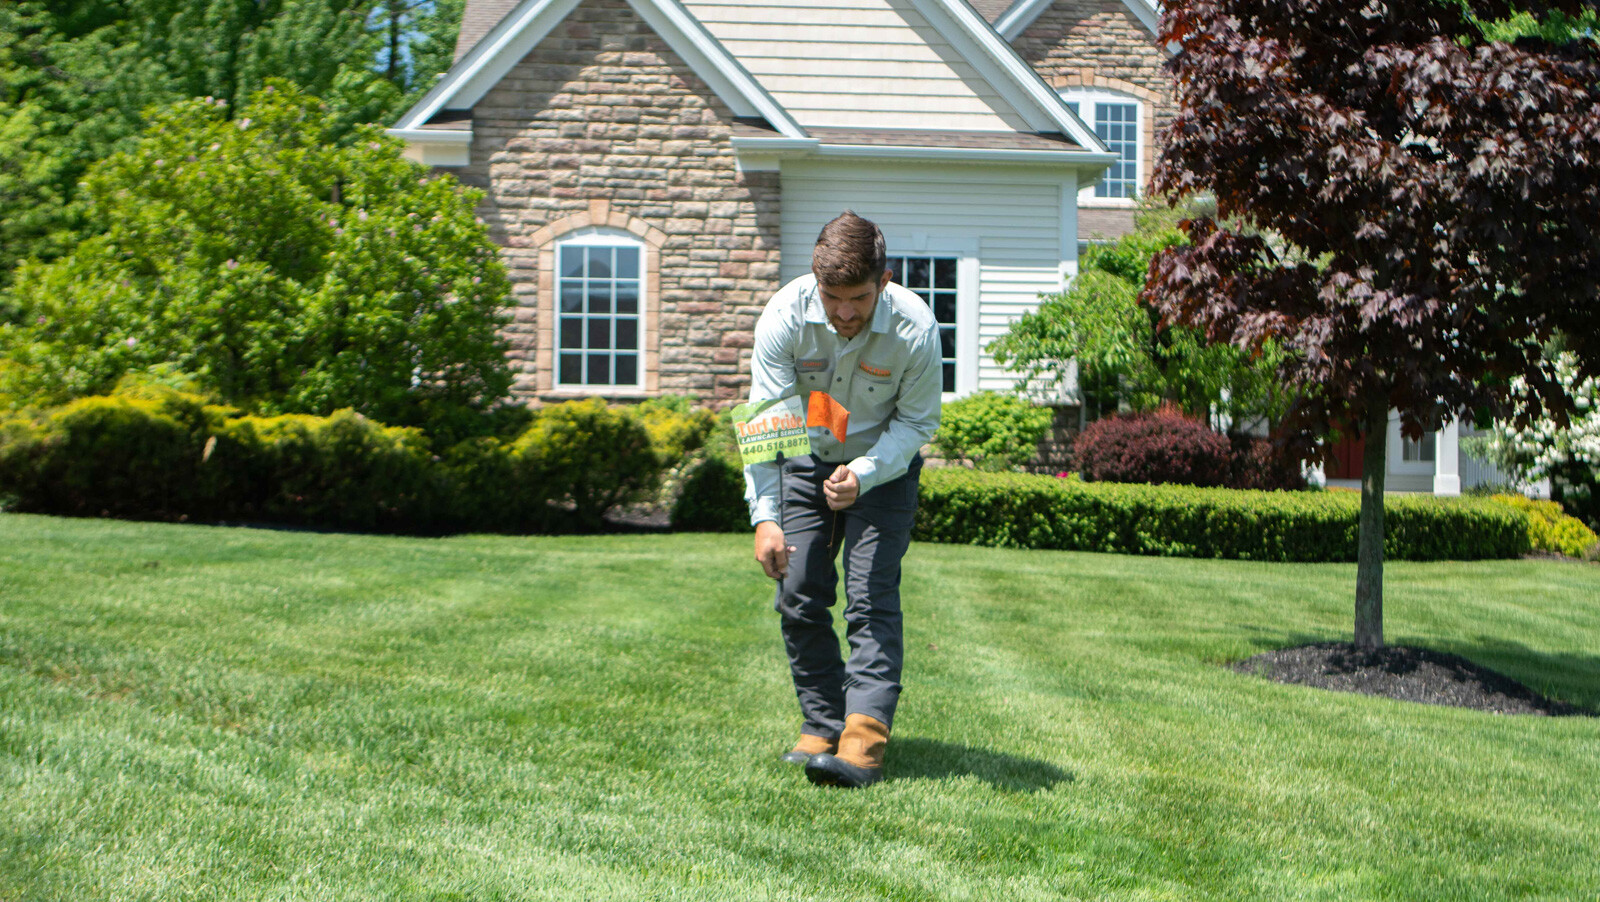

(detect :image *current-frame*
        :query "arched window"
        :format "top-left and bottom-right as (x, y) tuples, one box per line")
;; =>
(1060, 87), (1144, 200)
(552, 228), (646, 390)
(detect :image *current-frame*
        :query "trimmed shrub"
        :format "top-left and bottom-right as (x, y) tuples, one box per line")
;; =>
(1491, 493), (1600, 558)
(514, 398), (658, 532)
(915, 469), (1529, 562)
(211, 410), (442, 532)
(931, 391), (1054, 471)
(635, 395), (718, 466)
(1074, 408), (1231, 487)
(670, 416), (749, 532)
(0, 391), (673, 534)
(0, 394), (210, 520)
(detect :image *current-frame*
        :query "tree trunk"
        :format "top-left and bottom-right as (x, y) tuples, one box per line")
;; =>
(1354, 396), (1388, 649)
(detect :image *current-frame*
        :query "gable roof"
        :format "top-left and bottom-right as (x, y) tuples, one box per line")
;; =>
(455, 0), (522, 63)
(396, 0), (1116, 167)
(680, 0), (1096, 138)
(966, 0), (1014, 22)
(992, 0), (1159, 40)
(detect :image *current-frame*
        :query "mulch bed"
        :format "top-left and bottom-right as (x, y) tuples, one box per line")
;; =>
(1232, 642), (1590, 716)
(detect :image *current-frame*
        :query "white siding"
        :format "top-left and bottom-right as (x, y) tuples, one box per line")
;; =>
(780, 161), (1073, 396)
(682, 0), (1031, 131)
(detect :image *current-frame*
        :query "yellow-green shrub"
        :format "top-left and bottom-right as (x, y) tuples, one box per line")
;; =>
(1491, 493), (1600, 558)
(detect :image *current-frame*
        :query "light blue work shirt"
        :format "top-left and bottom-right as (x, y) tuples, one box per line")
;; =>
(743, 273), (943, 526)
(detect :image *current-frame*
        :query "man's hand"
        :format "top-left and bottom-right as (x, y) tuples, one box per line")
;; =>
(755, 521), (797, 580)
(824, 465), (860, 510)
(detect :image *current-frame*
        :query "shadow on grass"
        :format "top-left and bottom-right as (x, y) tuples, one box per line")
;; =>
(1437, 635), (1600, 713)
(891, 737), (1074, 792)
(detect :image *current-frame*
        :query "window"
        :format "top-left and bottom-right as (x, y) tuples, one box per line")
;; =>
(1062, 89), (1143, 200)
(887, 254), (958, 393)
(556, 234), (643, 389)
(1402, 433), (1436, 463)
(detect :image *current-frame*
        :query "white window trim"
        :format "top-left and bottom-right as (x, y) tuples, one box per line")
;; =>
(885, 237), (979, 400)
(1387, 414), (1438, 476)
(553, 227), (648, 393)
(1059, 87), (1144, 208)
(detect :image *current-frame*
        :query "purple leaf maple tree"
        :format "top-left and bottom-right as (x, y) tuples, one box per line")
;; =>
(1143, 0), (1600, 647)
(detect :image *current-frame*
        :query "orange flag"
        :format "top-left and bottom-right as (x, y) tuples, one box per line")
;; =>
(807, 392), (850, 444)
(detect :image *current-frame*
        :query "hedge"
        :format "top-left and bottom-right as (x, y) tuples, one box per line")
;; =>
(1491, 493), (1600, 558)
(915, 470), (1530, 562)
(0, 389), (699, 535)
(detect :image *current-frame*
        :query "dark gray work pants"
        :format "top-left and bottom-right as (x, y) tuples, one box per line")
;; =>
(775, 453), (922, 738)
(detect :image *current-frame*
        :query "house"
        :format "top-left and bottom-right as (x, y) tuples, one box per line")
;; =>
(391, 0), (1483, 495)
(386, 0), (1187, 408)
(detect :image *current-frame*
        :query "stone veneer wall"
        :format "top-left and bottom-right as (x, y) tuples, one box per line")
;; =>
(451, 0), (782, 405)
(1011, 0), (1175, 241)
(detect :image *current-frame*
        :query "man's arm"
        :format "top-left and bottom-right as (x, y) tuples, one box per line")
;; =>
(843, 329), (942, 498)
(742, 300), (800, 528)
(744, 296), (803, 577)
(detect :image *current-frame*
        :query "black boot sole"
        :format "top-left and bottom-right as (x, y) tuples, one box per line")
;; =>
(804, 753), (883, 788)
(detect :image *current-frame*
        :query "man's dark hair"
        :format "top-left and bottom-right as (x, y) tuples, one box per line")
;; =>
(812, 211), (886, 286)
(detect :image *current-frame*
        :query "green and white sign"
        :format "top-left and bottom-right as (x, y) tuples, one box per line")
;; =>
(730, 396), (811, 466)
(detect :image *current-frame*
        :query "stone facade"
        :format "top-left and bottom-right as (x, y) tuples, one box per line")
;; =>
(452, 0), (782, 405)
(1010, 0), (1175, 241)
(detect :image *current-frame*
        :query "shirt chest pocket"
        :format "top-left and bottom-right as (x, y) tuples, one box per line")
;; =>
(796, 358), (831, 386)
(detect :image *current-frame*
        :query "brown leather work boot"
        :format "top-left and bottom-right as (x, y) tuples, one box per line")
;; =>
(804, 714), (888, 787)
(779, 732), (837, 765)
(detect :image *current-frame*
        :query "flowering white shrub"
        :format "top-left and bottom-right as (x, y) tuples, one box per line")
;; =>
(1483, 354), (1600, 483)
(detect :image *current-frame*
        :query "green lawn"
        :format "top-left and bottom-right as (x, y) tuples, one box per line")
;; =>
(2, 512), (1597, 901)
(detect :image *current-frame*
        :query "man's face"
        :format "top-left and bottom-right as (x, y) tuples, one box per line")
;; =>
(817, 271), (891, 339)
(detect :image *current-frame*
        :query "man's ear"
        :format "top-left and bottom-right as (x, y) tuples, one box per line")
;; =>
(878, 270), (892, 293)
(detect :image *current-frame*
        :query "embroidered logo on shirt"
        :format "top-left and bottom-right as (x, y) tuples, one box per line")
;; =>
(797, 359), (828, 371)
(858, 361), (892, 378)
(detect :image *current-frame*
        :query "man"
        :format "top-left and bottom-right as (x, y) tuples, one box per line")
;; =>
(744, 211), (942, 788)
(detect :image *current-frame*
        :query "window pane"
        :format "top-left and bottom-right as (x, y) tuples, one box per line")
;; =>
(586, 246), (611, 279)
(560, 283), (583, 313)
(933, 292), (956, 325)
(614, 247), (639, 280)
(560, 247), (583, 279)
(1094, 102), (1140, 199)
(615, 317), (638, 351)
(939, 328), (956, 359)
(934, 258), (957, 288)
(588, 317), (611, 350)
(588, 285), (612, 314)
(560, 354), (582, 385)
(560, 317), (583, 350)
(905, 257), (929, 288)
(942, 362), (955, 394)
(615, 354), (638, 386)
(587, 354), (610, 385)
(615, 282), (639, 314)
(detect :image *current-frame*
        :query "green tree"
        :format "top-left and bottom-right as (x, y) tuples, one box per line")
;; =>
(989, 203), (1293, 434)
(0, 83), (512, 436)
(0, 0), (462, 290)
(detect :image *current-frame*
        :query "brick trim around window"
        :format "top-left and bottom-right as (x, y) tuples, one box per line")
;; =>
(532, 199), (667, 397)
(1050, 73), (1159, 201)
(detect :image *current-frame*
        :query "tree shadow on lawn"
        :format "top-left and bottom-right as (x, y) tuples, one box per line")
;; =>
(890, 737), (1074, 792)
(1431, 634), (1600, 713)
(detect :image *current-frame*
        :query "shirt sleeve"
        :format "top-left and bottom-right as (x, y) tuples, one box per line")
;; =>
(743, 299), (799, 526)
(846, 327), (942, 495)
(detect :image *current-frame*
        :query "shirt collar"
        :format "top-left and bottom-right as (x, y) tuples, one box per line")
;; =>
(869, 290), (892, 334)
